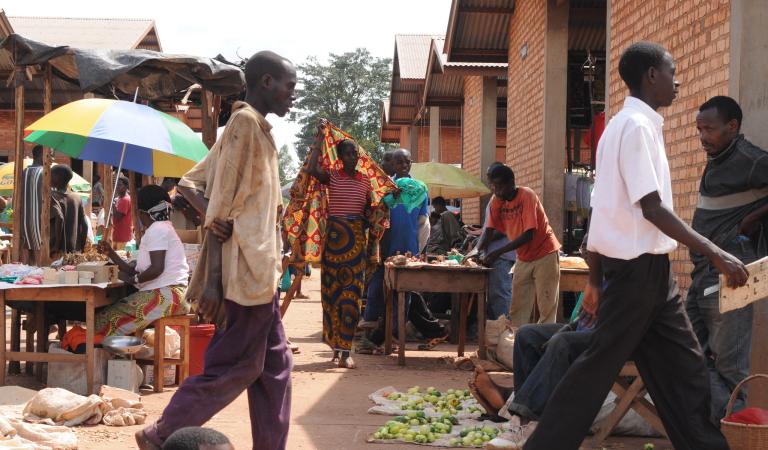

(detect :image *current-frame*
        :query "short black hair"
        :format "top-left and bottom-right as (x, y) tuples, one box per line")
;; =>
(32, 145), (43, 160)
(117, 175), (129, 187)
(382, 149), (397, 161)
(618, 41), (668, 91)
(244, 51), (293, 90)
(488, 164), (514, 183)
(51, 164), (73, 186)
(162, 427), (231, 450)
(486, 161), (505, 174)
(699, 96), (743, 130)
(137, 184), (171, 212)
(432, 196), (447, 207)
(337, 139), (357, 157)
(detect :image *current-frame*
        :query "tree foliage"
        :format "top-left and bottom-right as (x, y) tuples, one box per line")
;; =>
(290, 48), (394, 162)
(278, 144), (297, 185)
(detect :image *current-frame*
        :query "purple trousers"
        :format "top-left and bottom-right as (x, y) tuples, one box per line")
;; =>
(144, 292), (292, 450)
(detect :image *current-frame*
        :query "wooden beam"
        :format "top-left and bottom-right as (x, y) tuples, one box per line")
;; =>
(458, 5), (515, 14)
(101, 164), (113, 241)
(450, 49), (508, 64)
(11, 66), (25, 263)
(40, 64), (52, 266)
(201, 90), (217, 149)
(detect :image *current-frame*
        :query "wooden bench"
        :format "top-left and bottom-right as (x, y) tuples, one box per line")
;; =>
(135, 314), (194, 393)
(592, 362), (667, 444)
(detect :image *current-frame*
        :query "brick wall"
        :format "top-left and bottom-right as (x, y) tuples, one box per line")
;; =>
(609, 0), (730, 292)
(462, 76), (484, 224)
(0, 110), (44, 161)
(506, 0), (547, 199)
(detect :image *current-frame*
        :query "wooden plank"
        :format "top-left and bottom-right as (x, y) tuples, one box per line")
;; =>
(34, 302), (45, 380)
(387, 269), (487, 293)
(85, 294), (95, 394)
(11, 66), (25, 262)
(0, 291), (6, 386)
(397, 291), (406, 366)
(201, 90), (217, 149)
(560, 271), (588, 292)
(8, 309), (21, 374)
(40, 63), (52, 267)
(5, 351), (86, 363)
(594, 377), (645, 444)
(719, 256), (768, 313)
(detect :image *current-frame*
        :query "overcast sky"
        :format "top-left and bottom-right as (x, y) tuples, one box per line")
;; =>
(5, 0), (452, 158)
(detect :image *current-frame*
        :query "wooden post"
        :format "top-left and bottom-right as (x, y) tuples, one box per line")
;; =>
(129, 172), (141, 248)
(201, 91), (219, 149)
(40, 64), (52, 266)
(11, 66), (26, 263)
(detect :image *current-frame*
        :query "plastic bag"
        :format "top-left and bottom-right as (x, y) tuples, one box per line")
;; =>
(134, 327), (181, 359)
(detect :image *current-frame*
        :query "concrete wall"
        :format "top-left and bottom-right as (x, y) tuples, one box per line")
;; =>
(608, 0), (730, 292)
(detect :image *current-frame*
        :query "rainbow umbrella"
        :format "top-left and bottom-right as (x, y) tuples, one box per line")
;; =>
(23, 98), (208, 178)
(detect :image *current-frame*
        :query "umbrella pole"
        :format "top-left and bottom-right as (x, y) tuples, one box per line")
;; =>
(104, 142), (128, 230)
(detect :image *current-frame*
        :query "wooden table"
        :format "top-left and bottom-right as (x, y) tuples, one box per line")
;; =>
(384, 263), (491, 366)
(560, 267), (589, 292)
(0, 282), (126, 394)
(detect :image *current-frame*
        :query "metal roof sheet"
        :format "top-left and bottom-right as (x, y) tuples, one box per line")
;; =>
(444, 0), (514, 62)
(7, 16), (160, 50)
(395, 34), (442, 80)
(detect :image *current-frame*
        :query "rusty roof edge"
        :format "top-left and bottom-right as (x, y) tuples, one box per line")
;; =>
(443, 0), (460, 60)
(130, 20), (160, 50)
(0, 9), (14, 37)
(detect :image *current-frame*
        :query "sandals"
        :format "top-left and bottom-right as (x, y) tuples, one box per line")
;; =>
(418, 334), (449, 351)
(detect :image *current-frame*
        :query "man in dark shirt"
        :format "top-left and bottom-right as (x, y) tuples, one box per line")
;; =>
(49, 164), (88, 259)
(425, 196), (461, 254)
(686, 95), (768, 421)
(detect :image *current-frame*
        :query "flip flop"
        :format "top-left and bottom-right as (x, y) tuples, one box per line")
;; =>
(418, 334), (449, 351)
(372, 343), (399, 355)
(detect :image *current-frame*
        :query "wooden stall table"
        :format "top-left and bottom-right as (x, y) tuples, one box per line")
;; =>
(0, 282), (127, 394)
(384, 263), (491, 366)
(560, 268), (588, 293)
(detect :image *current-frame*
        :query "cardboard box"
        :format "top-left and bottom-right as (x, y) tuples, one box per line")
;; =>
(77, 262), (119, 284)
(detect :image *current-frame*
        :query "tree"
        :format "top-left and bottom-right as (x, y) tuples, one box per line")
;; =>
(290, 48), (394, 163)
(278, 144), (297, 185)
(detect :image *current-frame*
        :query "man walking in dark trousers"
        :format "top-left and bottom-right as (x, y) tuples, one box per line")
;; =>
(524, 42), (748, 450)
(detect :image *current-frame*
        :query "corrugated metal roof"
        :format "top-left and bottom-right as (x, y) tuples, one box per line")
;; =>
(8, 16), (161, 50)
(395, 34), (442, 80)
(444, 0), (514, 62)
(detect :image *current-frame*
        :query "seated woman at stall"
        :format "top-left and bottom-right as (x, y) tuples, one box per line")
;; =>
(95, 184), (190, 339)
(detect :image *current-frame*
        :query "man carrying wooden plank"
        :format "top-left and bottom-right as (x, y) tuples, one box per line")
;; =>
(685, 96), (768, 422)
(524, 42), (748, 450)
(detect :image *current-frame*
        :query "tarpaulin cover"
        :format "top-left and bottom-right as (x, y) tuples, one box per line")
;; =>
(1, 34), (244, 99)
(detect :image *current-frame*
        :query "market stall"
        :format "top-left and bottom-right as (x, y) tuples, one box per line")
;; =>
(384, 257), (491, 366)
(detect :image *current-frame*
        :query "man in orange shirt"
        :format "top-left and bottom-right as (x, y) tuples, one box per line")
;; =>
(477, 164), (561, 326)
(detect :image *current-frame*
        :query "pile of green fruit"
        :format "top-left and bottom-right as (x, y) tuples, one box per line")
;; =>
(372, 412), (461, 444)
(387, 386), (486, 416)
(447, 426), (501, 447)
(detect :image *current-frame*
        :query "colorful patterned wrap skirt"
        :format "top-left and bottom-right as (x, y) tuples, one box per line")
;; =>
(321, 216), (366, 352)
(95, 285), (190, 337)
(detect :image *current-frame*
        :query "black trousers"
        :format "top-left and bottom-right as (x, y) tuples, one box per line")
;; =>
(524, 253), (727, 450)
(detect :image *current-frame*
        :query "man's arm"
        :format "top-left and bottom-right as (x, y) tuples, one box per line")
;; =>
(177, 184), (232, 242)
(740, 203), (768, 236)
(640, 191), (748, 287)
(483, 229), (534, 265)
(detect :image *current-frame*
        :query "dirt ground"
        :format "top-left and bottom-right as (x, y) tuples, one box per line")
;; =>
(4, 274), (671, 449)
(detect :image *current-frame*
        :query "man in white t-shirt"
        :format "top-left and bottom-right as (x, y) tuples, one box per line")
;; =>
(524, 42), (748, 450)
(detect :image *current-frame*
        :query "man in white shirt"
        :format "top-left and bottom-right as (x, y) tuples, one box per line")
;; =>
(524, 42), (747, 450)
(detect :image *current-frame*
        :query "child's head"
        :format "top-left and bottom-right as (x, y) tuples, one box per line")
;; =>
(51, 165), (73, 191)
(162, 426), (234, 450)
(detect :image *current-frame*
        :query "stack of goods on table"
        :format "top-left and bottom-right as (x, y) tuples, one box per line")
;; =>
(0, 243), (118, 286)
(367, 386), (531, 448)
(386, 250), (481, 269)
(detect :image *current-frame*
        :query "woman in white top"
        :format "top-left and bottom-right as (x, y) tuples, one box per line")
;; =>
(95, 184), (190, 339)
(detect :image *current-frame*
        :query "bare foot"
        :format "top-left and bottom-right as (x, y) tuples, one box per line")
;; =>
(338, 354), (356, 369)
(295, 293), (309, 299)
(134, 429), (161, 450)
(473, 367), (507, 412)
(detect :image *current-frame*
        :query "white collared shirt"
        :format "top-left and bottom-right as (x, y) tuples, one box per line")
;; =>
(587, 96), (677, 260)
